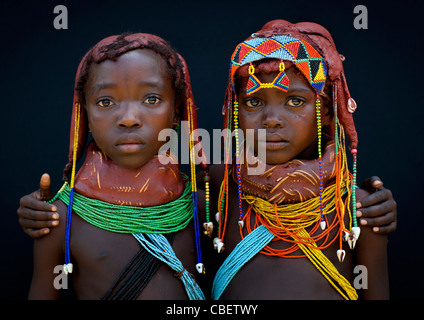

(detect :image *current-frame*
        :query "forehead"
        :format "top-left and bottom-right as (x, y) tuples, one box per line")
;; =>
(86, 49), (172, 90)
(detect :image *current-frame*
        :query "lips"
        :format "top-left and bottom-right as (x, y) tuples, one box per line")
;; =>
(258, 134), (289, 151)
(115, 136), (145, 153)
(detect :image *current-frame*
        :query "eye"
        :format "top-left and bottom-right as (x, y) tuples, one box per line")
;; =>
(97, 98), (115, 108)
(144, 96), (161, 105)
(245, 98), (263, 108)
(287, 98), (305, 107)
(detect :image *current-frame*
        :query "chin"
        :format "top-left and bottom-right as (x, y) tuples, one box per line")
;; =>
(263, 153), (294, 165)
(113, 157), (151, 169)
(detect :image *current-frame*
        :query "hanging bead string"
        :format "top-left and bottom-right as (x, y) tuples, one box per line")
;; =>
(212, 225), (274, 300)
(203, 174), (212, 236)
(132, 233), (205, 300)
(351, 149), (358, 227)
(333, 84), (346, 255)
(333, 84), (339, 156)
(217, 171), (228, 239)
(102, 233), (175, 300)
(316, 94), (325, 230)
(187, 98), (204, 273)
(233, 96), (244, 227)
(62, 102), (81, 274)
(215, 99), (233, 251)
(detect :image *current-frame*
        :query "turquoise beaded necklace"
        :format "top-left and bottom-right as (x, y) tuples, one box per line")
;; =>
(212, 225), (274, 300)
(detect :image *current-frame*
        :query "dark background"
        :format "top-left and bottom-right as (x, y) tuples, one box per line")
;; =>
(1, 0), (423, 300)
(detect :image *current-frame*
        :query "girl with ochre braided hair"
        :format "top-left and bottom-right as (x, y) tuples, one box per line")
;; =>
(28, 33), (209, 299)
(200, 20), (390, 299)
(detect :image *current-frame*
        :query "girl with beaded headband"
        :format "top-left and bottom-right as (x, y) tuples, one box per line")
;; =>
(29, 33), (209, 300)
(211, 20), (389, 300)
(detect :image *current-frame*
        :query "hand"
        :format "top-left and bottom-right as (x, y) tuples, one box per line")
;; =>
(17, 173), (60, 238)
(357, 176), (397, 234)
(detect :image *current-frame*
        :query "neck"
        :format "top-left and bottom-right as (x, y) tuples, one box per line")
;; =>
(74, 142), (184, 206)
(234, 141), (337, 204)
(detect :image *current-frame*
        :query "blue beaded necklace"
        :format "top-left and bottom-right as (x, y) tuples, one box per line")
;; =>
(132, 233), (205, 300)
(211, 225), (273, 300)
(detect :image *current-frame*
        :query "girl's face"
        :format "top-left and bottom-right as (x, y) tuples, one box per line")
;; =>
(238, 66), (330, 165)
(84, 49), (176, 169)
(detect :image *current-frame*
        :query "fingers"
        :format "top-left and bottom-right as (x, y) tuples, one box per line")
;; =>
(19, 194), (57, 213)
(19, 216), (59, 228)
(17, 204), (59, 221)
(23, 227), (51, 239)
(39, 173), (53, 201)
(356, 203), (397, 235)
(370, 222), (397, 235)
(356, 187), (393, 209)
(361, 176), (383, 192)
(17, 196), (59, 230)
(357, 207), (393, 226)
(17, 187), (59, 239)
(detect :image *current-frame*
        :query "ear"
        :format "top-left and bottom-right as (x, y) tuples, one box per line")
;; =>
(321, 104), (332, 126)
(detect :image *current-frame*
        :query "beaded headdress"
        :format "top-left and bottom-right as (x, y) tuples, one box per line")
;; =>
(60, 33), (209, 276)
(216, 20), (361, 275)
(230, 35), (328, 94)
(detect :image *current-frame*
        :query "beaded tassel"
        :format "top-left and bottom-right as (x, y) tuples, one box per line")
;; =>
(333, 84), (346, 261)
(63, 102), (81, 274)
(133, 233), (205, 300)
(316, 95), (325, 230)
(214, 101), (233, 253)
(203, 174), (213, 237)
(187, 98), (204, 273)
(233, 97), (244, 228)
(349, 148), (360, 249)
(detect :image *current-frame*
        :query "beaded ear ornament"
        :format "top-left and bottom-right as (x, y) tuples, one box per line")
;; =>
(214, 35), (360, 264)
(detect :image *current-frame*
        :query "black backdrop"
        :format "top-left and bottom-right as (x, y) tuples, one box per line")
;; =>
(1, 0), (423, 300)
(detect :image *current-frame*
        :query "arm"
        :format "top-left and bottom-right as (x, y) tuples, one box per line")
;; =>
(357, 176), (397, 234)
(28, 200), (66, 299)
(354, 189), (390, 300)
(17, 174), (60, 238)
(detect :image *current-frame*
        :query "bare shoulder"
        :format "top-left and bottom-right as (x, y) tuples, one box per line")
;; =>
(353, 190), (389, 299)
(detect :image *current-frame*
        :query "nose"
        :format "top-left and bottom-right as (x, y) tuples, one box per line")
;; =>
(117, 102), (142, 128)
(262, 105), (285, 128)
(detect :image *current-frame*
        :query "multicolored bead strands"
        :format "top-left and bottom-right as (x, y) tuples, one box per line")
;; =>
(233, 97), (244, 228)
(316, 94), (325, 230)
(203, 174), (213, 237)
(63, 102), (81, 275)
(187, 97), (205, 274)
(350, 148), (360, 248)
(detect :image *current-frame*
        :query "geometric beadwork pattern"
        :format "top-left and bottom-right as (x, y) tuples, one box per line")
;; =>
(231, 35), (327, 93)
(246, 64), (290, 95)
